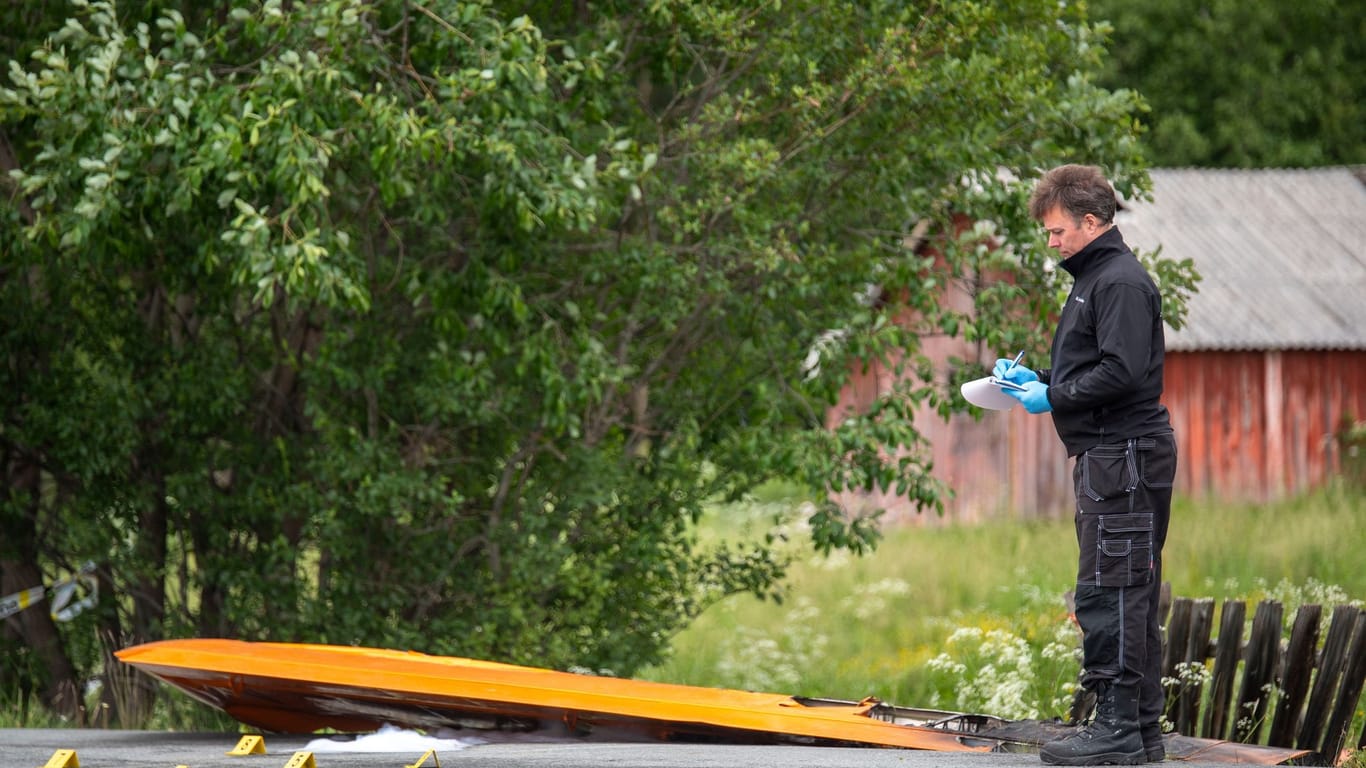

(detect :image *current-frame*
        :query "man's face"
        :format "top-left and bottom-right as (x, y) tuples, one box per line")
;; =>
(1041, 206), (1105, 260)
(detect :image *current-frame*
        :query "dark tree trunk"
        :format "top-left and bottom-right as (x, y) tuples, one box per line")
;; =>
(130, 459), (169, 645)
(1, 458), (83, 723)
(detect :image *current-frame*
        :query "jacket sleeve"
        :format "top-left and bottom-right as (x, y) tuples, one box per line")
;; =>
(1047, 282), (1157, 411)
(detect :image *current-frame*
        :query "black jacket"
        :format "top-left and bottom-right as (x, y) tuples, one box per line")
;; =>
(1037, 227), (1172, 456)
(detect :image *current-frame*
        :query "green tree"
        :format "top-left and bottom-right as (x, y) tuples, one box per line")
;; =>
(1091, 0), (1366, 167)
(1, 0), (1187, 725)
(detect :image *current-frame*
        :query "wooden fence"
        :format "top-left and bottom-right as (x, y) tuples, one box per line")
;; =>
(1154, 588), (1366, 765)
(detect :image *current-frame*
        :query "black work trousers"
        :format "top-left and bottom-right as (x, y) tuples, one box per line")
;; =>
(1071, 432), (1176, 731)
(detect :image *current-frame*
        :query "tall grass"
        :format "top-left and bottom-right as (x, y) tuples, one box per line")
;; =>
(642, 482), (1366, 730)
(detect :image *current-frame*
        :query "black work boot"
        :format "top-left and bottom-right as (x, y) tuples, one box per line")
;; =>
(1040, 684), (1146, 765)
(1140, 723), (1165, 762)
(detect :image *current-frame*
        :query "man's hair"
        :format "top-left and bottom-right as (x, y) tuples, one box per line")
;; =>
(1028, 164), (1116, 224)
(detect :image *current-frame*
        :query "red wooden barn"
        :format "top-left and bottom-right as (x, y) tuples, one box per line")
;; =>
(832, 167), (1366, 523)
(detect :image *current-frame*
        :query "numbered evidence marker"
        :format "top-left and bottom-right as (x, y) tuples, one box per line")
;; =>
(42, 750), (79, 768)
(227, 734), (267, 755)
(282, 752), (317, 768)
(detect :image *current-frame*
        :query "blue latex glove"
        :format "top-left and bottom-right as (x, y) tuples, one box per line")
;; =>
(992, 357), (1039, 385)
(1007, 381), (1053, 414)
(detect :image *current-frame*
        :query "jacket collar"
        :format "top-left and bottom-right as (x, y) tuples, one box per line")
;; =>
(1060, 226), (1126, 278)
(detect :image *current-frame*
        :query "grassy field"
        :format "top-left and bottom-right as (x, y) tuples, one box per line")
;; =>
(641, 481), (1366, 735)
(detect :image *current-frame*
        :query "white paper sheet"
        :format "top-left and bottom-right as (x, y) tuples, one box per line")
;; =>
(960, 376), (1021, 411)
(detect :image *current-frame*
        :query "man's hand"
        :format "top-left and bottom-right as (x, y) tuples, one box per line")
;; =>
(993, 358), (1039, 385)
(1008, 381), (1053, 414)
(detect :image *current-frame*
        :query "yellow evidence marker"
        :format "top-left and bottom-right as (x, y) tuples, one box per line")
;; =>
(405, 749), (441, 768)
(281, 752), (317, 768)
(227, 734), (267, 755)
(42, 750), (79, 768)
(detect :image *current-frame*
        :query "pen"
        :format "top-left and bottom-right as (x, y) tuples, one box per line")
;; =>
(1006, 350), (1024, 373)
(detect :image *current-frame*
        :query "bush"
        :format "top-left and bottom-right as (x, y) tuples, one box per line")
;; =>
(1338, 418), (1366, 490)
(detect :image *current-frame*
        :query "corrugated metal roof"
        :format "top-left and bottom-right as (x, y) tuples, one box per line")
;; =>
(1115, 167), (1366, 351)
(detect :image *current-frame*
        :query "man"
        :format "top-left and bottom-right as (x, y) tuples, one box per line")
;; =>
(994, 164), (1178, 765)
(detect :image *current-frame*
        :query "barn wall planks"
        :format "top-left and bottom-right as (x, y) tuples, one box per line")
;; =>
(832, 349), (1366, 523)
(1164, 350), (1366, 502)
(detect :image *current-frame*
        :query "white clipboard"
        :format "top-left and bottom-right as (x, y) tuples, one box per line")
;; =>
(960, 376), (1023, 411)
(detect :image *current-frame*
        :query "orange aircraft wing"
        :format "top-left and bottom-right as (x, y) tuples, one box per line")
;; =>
(116, 638), (1312, 764)
(116, 638), (994, 751)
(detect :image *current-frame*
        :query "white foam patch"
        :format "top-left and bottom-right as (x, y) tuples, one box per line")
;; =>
(304, 724), (473, 753)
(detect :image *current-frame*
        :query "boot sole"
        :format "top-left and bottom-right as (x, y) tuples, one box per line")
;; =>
(1040, 749), (1148, 766)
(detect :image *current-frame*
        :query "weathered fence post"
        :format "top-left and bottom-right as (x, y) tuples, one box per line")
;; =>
(1319, 609), (1366, 762)
(1232, 600), (1283, 744)
(1163, 597), (1193, 688)
(1267, 603), (1322, 746)
(1174, 598), (1214, 735)
(1203, 599), (1246, 740)
(1297, 605), (1362, 755)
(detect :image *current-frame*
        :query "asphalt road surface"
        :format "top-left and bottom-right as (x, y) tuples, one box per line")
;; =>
(0, 728), (1256, 768)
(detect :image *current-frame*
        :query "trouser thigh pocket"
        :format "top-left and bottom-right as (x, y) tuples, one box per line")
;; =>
(1077, 511), (1155, 587)
(1074, 441), (1156, 587)
(1098, 512), (1154, 587)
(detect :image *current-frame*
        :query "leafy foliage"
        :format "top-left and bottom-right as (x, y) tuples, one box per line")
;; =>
(0, 0), (1182, 724)
(1091, 0), (1366, 167)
